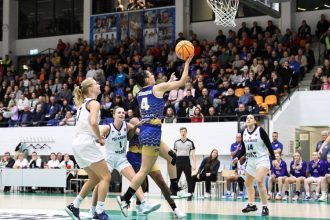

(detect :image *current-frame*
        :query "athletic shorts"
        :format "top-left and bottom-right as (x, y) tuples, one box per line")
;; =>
(307, 176), (322, 183)
(106, 154), (131, 173)
(126, 151), (160, 173)
(72, 134), (104, 168)
(246, 156), (270, 178)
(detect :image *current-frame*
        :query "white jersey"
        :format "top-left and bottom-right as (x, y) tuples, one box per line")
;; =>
(75, 98), (100, 138)
(105, 122), (128, 156)
(237, 160), (247, 177)
(243, 126), (269, 159)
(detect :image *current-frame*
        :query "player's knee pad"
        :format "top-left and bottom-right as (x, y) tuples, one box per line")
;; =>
(168, 150), (177, 166)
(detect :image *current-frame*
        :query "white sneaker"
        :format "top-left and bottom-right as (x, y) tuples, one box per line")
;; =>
(318, 194), (327, 202)
(292, 195), (299, 201)
(178, 191), (192, 198)
(116, 196), (129, 217)
(204, 193), (211, 198)
(87, 207), (95, 218)
(282, 195), (288, 201)
(174, 208), (186, 219)
(139, 202), (161, 215)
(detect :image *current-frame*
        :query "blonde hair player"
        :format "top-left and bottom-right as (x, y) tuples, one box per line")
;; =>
(234, 114), (278, 216)
(117, 56), (194, 216)
(88, 106), (161, 217)
(65, 78), (111, 220)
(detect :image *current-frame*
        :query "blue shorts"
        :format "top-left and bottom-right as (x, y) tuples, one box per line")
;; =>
(139, 124), (162, 147)
(126, 152), (141, 173)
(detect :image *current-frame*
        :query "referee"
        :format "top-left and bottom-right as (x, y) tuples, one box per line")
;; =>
(174, 127), (196, 200)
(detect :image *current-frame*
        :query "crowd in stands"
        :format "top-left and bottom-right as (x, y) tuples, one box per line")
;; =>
(115, 0), (175, 12)
(0, 14), (330, 127)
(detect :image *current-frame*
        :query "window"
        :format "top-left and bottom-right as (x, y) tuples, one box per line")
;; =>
(190, 0), (266, 23)
(297, 0), (330, 12)
(18, 0), (83, 39)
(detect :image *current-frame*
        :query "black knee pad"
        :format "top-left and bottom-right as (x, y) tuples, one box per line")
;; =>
(168, 150), (177, 166)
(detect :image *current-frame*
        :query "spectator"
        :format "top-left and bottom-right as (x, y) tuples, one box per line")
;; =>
(58, 83), (72, 103)
(250, 21), (263, 39)
(271, 132), (283, 155)
(278, 61), (293, 89)
(59, 153), (75, 191)
(316, 131), (330, 152)
(316, 14), (329, 39)
(32, 103), (46, 126)
(115, 0), (124, 12)
(267, 153), (288, 200)
(17, 94), (29, 111)
(321, 76), (330, 90)
(238, 86), (252, 106)
(29, 152), (43, 168)
(163, 106), (177, 123)
(13, 152), (28, 169)
(295, 49), (307, 80)
(191, 149), (220, 198)
(45, 95), (60, 120)
(57, 152), (64, 163)
(190, 107), (204, 123)
(297, 20), (311, 40)
(320, 28), (330, 58)
(323, 59), (330, 76)
(230, 133), (243, 168)
(310, 67), (323, 91)
(304, 43), (315, 71)
(196, 88), (213, 115)
(3, 152), (15, 192)
(265, 20), (278, 36)
(47, 152), (60, 168)
(17, 106), (33, 127)
(204, 106), (218, 122)
(59, 111), (75, 126)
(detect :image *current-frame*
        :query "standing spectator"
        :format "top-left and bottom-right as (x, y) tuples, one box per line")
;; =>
(250, 21), (263, 39)
(318, 154), (330, 202)
(316, 14), (329, 39)
(271, 132), (283, 155)
(304, 43), (315, 71)
(320, 28), (330, 59)
(173, 127), (196, 199)
(191, 149), (220, 198)
(3, 152), (15, 192)
(278, 61), (293, 90)
(265, 20), (278, 36)
(316, 131), (330, 152)
(230, 133), (243, 169)
(297, 20), (311, 40)
(289, 55), (300, 87)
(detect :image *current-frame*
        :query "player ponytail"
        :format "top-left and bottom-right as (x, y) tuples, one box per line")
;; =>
(73, 78), (95, 107)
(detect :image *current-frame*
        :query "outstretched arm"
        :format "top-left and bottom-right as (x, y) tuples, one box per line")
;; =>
(154, 56), (193, 95)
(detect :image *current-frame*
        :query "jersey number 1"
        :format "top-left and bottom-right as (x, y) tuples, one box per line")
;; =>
(141, 97), (150, 110)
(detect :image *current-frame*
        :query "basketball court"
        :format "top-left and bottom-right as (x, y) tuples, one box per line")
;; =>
(0, 192), (329, 219)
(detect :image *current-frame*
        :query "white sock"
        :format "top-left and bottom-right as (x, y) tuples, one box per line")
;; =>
(90, 206), (96, 213)
(73, 195), (84, 208)
(95, 201), (105, 214)
(306, 192), (310, 197)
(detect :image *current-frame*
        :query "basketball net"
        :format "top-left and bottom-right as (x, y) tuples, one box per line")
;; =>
(206, 0), (239, 27)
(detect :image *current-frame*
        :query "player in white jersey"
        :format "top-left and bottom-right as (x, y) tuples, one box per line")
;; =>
(65, 78), (111, 220)
(225, 156), (247, 198)
(234, 114), (277, 216)
(88, 107), (160, 217)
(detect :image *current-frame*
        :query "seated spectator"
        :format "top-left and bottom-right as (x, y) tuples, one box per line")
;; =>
(60, 153), (75, 190)
(45, 95), (60, 120)
(177, 101), (189, 123)
(267, 153), (288, 200)
(28, 152), (43, 168)
(269, 71), (283, 95)
(323, 59), (330, 76)
(168, 87), (184, 111)
(7, 99), (19, 127)
(163, 106), (177, 123)
(17, 106), (33, 127)
(190, 107), (204, 123)
(204, 106), (218, 122)
(47, 152), (60, 168)
(238, 86), (252, 106)
(13, 152), (28, 169)
(256, 76), (270, 98)
(283, 151), (307, 201)
(321, 76), (330, 90)
(191, 149), (220, 198)
(59, 111), (75, 126)
(225, 156), (247, 198)
(310, 67), (323, 91)
(57, 152), (64, 163)
(304, 152), (326, 200)
(246, 96), (260, 114)
(32, 104), (46, 126)
(17, 94), (29, 111)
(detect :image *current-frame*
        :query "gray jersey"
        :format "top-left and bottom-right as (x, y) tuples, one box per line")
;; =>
(174, 138), (195, 156)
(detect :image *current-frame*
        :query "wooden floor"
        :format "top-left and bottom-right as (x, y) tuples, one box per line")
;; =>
(0, 192), (329, 219)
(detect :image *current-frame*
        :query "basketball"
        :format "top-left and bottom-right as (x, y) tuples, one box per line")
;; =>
(175, 40), (194, 60)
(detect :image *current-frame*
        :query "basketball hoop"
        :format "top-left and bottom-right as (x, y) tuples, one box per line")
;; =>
(206, 0), (239, 27)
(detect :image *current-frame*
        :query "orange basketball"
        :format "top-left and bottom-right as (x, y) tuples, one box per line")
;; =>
(175, 40), (194, 61)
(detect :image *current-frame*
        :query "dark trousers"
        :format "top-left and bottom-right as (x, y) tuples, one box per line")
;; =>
(176, 157), (193, 193)
(191, 174), (217, 193)
(237, 176), (245, 191)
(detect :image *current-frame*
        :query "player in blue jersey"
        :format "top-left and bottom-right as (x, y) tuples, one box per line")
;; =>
(267, 153), (288, 200)
(117, 56), (193, 216)
(304, 152), (326, 200)
(282, 151), (307, 201)
(318, 153), (330, 202)
(126, 117), (186, 218)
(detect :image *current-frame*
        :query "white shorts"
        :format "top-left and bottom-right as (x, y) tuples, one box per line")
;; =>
(307, 176), (322, 183)
(106, 154), (131, 173)
(72, 134), (105, 168)
(245, 156), (270, 178)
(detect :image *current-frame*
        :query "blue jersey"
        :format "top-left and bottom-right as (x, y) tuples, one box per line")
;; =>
(309, 160), (326, 177)
(271, 160), (288, 178)
(326, 161), (330, 174)
(136, 85), (165, 147)
(127, 134), (142, 173)
(290, 160), (307, 178)
(137, 85), (165, 120)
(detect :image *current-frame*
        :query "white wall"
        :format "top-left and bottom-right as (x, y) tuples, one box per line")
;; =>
(271, 91), (330, 156)
(15, 34), (83, 56)
(294, 9), (330, 35)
